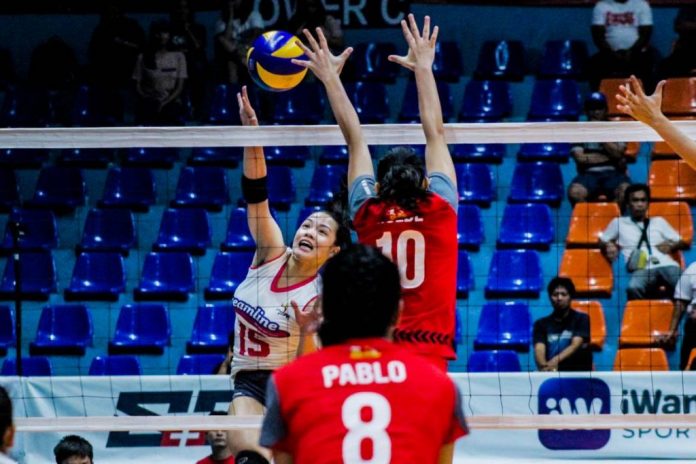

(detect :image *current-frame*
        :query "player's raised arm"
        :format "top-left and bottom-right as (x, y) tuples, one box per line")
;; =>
(618, 75), (696, 171)
(237, 86), (286, 266)
(389, 14), (456, 186)
(292, 28), (374, 186)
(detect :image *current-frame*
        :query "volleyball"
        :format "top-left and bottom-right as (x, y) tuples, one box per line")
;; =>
(247, 30), (308, 92)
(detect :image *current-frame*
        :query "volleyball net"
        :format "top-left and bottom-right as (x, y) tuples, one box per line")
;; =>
(2, 121), (696, 462)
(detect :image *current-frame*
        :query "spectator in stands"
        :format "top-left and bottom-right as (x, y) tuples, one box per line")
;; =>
(588, 0), (655, 91)
(660, 263), (696, 369)
(600, 183), (685, 300)
(88, 1), (145, 94)
(214, 0), (264, 84)
(170, 0), (207, 120)
(53, 435), (93, 464)
(288, 0), (343, 51)
(533, 277), (592, 372)
(657, 7), (696, 79)
(568, 92), (631, 206)
(132, 20), (188, 125)
(0, 386), (16, 464)
(196, 411), (235, 464)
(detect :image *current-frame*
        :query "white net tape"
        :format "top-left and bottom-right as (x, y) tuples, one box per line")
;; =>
(0, 120), (695, 148)
(12, 413), (696, 432)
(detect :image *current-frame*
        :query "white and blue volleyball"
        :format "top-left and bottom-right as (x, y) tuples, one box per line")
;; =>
(247, 30), (308, 92)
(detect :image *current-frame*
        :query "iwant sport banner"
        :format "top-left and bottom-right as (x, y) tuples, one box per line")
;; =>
(4, 372), (696, 463)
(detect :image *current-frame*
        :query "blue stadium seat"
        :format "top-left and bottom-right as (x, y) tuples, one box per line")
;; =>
(189, 147), (242, 168)
(485, 250), (542, 298)
(451, 142), (505, 164)
(109, 304), (171, 354)
(454, 163), (495, 206)
(30, 304), (93, 355)
(306, 164), (347, 207)
(345, 82), (389, 123)
(172, 166), (230, 212)
(187, 304), (236, 354)
(208, 83), (242, 125)
(221, 207), (254, 251)
(1, 208), (57, 252)
(457, 250), (473, 298)
(457, 204), (483, 250)
(518, 142), (571, 162)
(124, 147), (179, 169)
(205, 251), (254, 300)
(508, 161), (564, 206)
(351, 42), (399, 82)
(58, 148), (114, 168)
(497, 203), (554, 249)
(0, 305), (15, 355)
(153, 208), (212, 255)
(539, 40), (588, 79)
(134, 252), (194, 301)
(399, 80), (453, 122)
(0, 170), (19, 212)
(467, 350), (522, 372)
(528, 78), (582, 121)
(267, 165), (296, 211)
(78, 208), (136, 255)
(319, 145), (349, 165)
(296, 206), (325, 229)
(475, 40), (525, 81)
(64, 252), (125, 301)
(433, 41), (463, 82)
(27, 166), (85, 213)
(100, 167), (156, 212)
(0, 86), (28, 127)
(0, 149), (50, 168)
(88, 355), (142, 376)
(273, 81), (325, 124)
(265, 146), (311, 167)
(474, 301), (531, 351)
(1, 356), (52, 376)
(177, 354), (225, 375)
(0, 251), (56, 300)
(459, 80), (512, 121)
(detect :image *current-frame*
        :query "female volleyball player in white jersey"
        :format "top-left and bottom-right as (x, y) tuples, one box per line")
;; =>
(227, 86), (351, 457)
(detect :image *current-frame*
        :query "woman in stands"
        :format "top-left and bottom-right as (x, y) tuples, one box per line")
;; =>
(227, 86), (350, 458)
(294, 15), (458, 371)
(617, 75), (696, 170)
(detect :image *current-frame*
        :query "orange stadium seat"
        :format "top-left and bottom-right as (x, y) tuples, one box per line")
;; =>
(572, 300), (606, 350)
(687, 348), (696, 370)
(559, 249), (613, 296)
(619, 300), (673, 347)
(566, 202), (620, 247)
(648, 201), (693, 247)
(661, 77), (696, 115)
(649, 159), (696, 201)
(614, 348), (669, 371)
(600, 78), (632, 117)
(651, 116), (696, 158)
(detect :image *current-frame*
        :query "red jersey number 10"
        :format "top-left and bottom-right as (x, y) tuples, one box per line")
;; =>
(375, 230), (425, 289)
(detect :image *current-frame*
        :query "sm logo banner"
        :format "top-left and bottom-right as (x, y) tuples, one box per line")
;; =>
(537, 377), (611, 450)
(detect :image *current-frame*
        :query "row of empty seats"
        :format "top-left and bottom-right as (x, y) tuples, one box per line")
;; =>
(0, 303), (234, 357)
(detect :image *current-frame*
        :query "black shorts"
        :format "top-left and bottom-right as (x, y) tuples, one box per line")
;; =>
(232, 370), (273, 405)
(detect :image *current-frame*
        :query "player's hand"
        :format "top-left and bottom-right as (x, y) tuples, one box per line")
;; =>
(291, 300), (322, 335)
(388, 14), (438, 72)
(292, 28), (353, 82)
(616, 75), (666, 126)
(237, 85), (259, 127)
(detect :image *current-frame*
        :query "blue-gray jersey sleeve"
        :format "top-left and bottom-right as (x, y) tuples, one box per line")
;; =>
(428, 172), (458, 211)
(349, 174), (377, 220)
(259, 377), (287, 448)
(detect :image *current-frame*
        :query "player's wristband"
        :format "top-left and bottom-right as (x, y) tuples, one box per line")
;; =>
(242, 175), (268, 204)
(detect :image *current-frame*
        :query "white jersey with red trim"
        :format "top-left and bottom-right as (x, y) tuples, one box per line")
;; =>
(230, 249), (320, 377)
